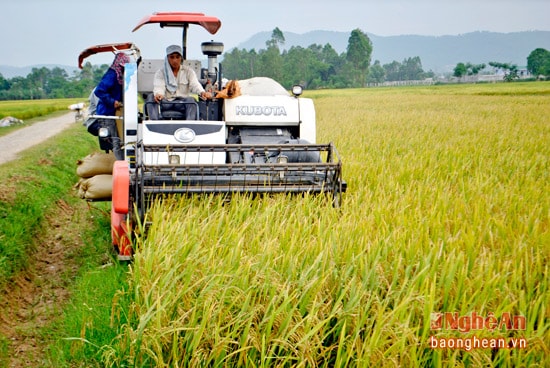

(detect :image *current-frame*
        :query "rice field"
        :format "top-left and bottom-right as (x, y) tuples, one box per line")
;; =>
(104, 82), (549, 367)
(0, 98), (83, 136)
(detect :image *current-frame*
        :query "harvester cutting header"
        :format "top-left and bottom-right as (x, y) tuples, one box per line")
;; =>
(77, 12), (346, 260)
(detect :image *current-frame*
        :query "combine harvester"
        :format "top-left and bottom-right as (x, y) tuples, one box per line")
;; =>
(78, 12), (346, 260)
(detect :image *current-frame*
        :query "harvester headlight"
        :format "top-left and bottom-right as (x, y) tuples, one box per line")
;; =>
(169, 154), (180, 165)
(98, 127), (110, 138)
(292, 85), (303, 97)
(174, 128), (196, 143)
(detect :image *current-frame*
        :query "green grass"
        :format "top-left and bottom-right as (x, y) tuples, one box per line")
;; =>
(99, 82), (549, 366)
(0, 121), (96, 287)
(47, 213), (130, 367)
(0, 118), (129, 367)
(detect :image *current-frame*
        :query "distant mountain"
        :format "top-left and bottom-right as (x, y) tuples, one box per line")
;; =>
(0, 64), (79, 79)
(235, 30), (550, 73)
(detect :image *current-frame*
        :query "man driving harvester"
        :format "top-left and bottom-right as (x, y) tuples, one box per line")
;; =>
(146, 44), (213, 120)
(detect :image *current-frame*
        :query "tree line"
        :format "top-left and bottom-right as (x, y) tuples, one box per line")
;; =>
(0, 28), (432, 99)
(221, 28), (434, 89)
(453, 48), (550, 81)
(0, 63), (108, 101)
(1, 29), (549, 100)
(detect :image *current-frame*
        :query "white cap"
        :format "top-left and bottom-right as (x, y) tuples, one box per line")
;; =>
(166, 44), (182, 56)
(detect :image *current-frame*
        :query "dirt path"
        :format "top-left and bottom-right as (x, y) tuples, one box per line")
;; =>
(0, 199), (89, 367)
(0, 112), (76, 165)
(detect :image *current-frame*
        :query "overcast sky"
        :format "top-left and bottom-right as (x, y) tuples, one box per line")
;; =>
(1, 0), (548, 67)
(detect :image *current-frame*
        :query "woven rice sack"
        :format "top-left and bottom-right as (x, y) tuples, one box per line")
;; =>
(74, 178), (86, 199)
(76, 152), (115, 178)
(75, 174), (113, 200)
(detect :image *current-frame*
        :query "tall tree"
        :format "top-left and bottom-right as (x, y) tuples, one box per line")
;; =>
(267, 27), (285, 49)
(367, 60), (385, 84)
(400, 56), (425, 80)
(46, 67), (70, 98)
(221, 48), (248, 80)
(383, 61), (402, 81)
(27, 67), (50, 99)
(345, 29), (372, 87)
(220, 48), (259, 80)
(527, 48), (550, 77)
(0, 73), (9, 91)
(453, 62), (468, 79)
(259, 28), (285, 81)
(282, 46), (309, 87)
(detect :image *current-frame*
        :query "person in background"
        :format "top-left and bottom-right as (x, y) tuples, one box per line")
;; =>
(87, 53), (130, 135)
(146, 44), (212, 120)
(83, 87), (98, 134)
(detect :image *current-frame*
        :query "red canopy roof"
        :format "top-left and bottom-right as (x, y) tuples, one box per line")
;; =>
(132, 12), (221, 34)
(78, 42), (136, 69)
